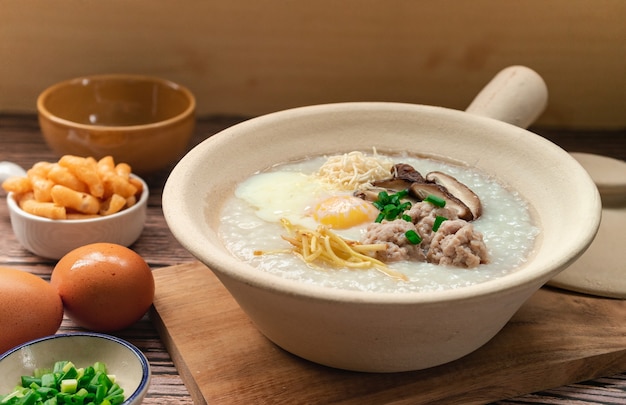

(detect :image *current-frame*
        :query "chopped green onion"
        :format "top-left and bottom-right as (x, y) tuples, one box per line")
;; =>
(432, 215), (448, 232)
(59, 366), (77, 381)
(33, 369), (51, 379)
(93, 362), (107, 374)
(41, 373), (56, 388)
(0, 361), (124, 405)
(61, 362), (75, 374)
(423, 194), (446, 207)
(95, 384), (108, 403)
(374, 190), (413, 222)
(53, 361), (67, 373)
(60, 379), (77, 394)
(405, 230), (422, 245)
(20, 376), (41, 387)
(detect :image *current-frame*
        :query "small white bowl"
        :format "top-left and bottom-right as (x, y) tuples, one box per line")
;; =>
(6, 175), (148, 260)
(0, 333), (151, 405)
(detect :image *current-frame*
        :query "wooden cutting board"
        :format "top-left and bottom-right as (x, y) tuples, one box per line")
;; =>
(150, 262), (626, 405)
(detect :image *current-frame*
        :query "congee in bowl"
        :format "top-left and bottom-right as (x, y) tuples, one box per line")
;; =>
(221, 150), (539, 293)
(163, 101), (601, 372)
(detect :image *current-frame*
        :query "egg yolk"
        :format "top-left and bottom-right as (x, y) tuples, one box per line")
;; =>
(313, 195), (379, 229)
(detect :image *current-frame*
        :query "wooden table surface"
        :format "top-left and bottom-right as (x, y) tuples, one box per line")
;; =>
(1, 114), (624, 404)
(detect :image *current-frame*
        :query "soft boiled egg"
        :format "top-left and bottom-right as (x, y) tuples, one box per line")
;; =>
(235, 171), (378, 240)
(312, 195), (379, 229)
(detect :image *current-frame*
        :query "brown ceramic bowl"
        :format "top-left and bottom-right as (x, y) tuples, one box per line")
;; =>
(163, 66), (601, 372)
(37, 74), (196, 175)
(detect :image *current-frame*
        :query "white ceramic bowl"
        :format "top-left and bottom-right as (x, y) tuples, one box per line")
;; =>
(162, 67), (601, 372)
(6, 175), (148, 260)
(0, 333), (150, 405)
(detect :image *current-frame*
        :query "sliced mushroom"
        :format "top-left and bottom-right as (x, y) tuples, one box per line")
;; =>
(353, 163), (481, 222)
(354, 186), (389, 202)
(370, 164), (425, 192)
(369, 178), (412, 192)
(425, 171), (482, 219)
(393, 164), (426, 183)
(409, 182), (474, 221)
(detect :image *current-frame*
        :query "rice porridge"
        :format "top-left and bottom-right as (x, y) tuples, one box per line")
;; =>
(219, 151), (539, 293)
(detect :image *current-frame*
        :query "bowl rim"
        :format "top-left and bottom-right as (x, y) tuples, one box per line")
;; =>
(0, 332), (150, 405)
(163, 101), (602, 305)
(36, 73), (196, 131)
(6, 174), (149, 224)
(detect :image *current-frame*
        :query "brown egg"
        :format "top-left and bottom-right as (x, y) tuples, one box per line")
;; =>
(0, 267), (64, 354)
(51, 243), (155, 332)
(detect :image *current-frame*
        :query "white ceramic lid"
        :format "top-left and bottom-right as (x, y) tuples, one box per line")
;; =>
(548, 152), (626, 299)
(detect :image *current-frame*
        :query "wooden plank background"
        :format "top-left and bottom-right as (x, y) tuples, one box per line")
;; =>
(1, 0), (625, 129)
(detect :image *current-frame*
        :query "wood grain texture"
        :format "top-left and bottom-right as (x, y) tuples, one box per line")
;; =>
(0, 114), (624, 404)
(151, 262), (626, 405)
(1, 1), (625, 128)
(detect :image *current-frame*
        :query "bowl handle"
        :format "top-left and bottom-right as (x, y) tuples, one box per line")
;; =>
(465, 65), (548, 129)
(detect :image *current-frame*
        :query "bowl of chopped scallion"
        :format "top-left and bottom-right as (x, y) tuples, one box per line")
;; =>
(0, 332), (150, 405)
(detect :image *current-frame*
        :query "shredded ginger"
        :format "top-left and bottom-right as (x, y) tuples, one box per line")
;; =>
(314, 150), (393, 191)
(273, 218), (408, 281)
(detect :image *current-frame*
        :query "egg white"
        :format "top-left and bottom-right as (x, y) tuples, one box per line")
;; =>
(235, 171), (372, 241)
